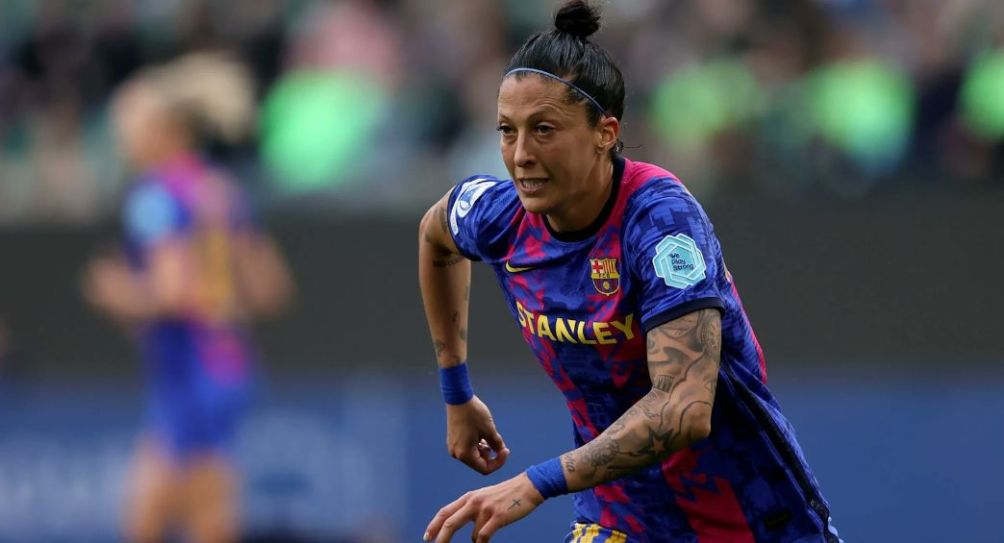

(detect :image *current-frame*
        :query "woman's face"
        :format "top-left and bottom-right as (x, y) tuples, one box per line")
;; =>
(497, 75), (617, 219)
(110, 82), (177, 170)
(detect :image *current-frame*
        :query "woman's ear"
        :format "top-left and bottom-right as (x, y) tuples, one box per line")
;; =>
(597, 116), (620, 153)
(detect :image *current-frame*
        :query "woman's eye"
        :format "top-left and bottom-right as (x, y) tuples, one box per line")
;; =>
(496, 125), (515, 136)
(535, 124), (554, 135)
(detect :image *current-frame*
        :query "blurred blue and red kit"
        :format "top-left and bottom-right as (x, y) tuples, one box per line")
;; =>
(123, 153), (255, 460)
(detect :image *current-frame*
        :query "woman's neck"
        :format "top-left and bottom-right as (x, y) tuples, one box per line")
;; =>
(546, 158), (615, 233)
(136, 128), (193, 171)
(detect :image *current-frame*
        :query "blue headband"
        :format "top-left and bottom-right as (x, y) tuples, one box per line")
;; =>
(504, 67), (606, 115)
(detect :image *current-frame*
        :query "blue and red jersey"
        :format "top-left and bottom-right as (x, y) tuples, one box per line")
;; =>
(123, 153), (255, 458)
(448, 157), (840, 542)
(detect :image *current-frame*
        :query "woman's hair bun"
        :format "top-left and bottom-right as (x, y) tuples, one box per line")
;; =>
(554, 0), (601, 40)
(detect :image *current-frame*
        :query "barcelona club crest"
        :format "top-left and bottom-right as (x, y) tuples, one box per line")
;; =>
(590, 258), (620, 296)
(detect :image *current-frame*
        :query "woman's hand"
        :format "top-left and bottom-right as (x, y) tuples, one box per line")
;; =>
(446, 395), (510, 474)
(425, 473), (543, 543)
(82, 256), (139, 318)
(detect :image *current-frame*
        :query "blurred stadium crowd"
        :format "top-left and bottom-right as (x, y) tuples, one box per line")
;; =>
(1, 0), (1003, 225)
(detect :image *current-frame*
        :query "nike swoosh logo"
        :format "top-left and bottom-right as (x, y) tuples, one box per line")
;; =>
(505, 261), (535, 273)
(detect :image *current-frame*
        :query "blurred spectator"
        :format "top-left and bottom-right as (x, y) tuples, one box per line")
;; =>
(258, 0), (401, 194)
(1, 0), (1003, 226)
(229, 0), (287, 100)
(3, 0), (103, 221)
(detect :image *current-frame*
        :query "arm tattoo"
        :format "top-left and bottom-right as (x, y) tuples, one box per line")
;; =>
(432, 254), (464, 267)
(507, 499), (522, 511)
(437, 202), (449, 235)
(565, 309), (721, 488)
(433, 339), (462, 365)
(451, 311), (468, 342)
(425, 202), (463, 266)
(585, 437), (620, 468)
(652, 374), (674, 392)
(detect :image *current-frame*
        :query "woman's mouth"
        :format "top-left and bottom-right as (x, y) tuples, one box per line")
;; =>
(518, 178), (548, 194)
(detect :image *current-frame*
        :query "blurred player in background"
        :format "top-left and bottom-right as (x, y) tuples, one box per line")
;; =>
(419, 2), (840, 542)
(83, 53), (294, 543)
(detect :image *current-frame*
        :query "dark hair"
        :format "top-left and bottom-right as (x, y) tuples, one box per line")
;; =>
(504, 0), (625, 132)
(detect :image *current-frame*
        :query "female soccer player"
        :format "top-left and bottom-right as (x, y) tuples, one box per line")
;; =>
(418, 2), (841, 542)
(83, 53), (294, 543)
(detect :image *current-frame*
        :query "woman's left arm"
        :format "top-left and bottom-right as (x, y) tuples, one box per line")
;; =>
(560, 308), (720, 489)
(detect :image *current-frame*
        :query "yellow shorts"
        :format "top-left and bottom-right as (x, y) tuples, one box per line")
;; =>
(565, 522), (630, 543)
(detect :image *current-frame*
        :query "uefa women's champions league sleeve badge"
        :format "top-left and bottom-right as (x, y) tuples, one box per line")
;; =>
(449, 178), (497, 235)
(652, 234), (707, 289)
(590, 258), (621, 296)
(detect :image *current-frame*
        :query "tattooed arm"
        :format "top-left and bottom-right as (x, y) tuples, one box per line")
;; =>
(419, 190), (470, 368)
(559, 308), (721, 490)
(419, 190), (509, 474)
(423, 308), (721, 543)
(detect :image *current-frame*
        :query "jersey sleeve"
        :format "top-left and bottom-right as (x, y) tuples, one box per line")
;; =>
(123, 182), (191, 249)
(446, 175), (515, 262)
(625, 188), (725, 332)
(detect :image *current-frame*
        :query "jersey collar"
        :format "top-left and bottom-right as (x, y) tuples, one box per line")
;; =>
(545, 155), (625, 242)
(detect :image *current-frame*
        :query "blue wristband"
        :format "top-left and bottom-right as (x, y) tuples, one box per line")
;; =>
(525, 457), (568, 499)
(439, 362), (474, 405)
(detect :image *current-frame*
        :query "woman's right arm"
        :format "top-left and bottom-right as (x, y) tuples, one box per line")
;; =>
(234, 232), (295, 319)
(419, 191), (470, 369)
(419, 190), (509, 474)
